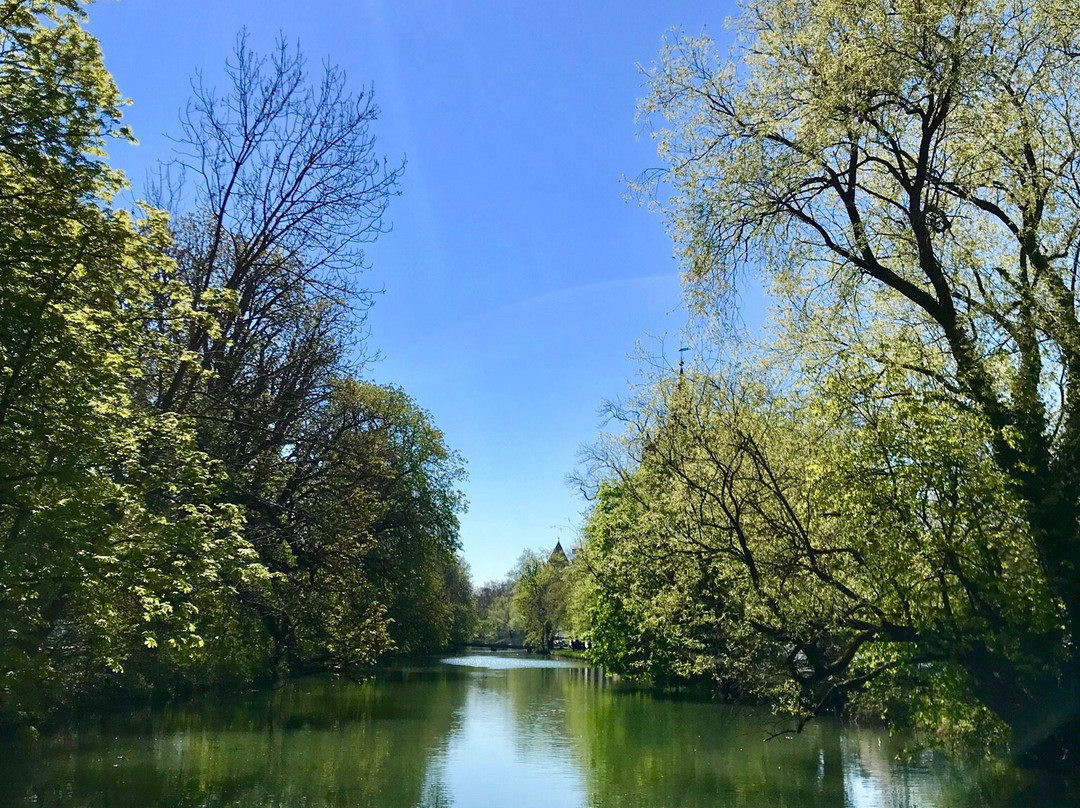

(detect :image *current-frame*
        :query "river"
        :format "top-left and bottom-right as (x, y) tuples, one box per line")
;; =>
(0, 652), (1070, 807)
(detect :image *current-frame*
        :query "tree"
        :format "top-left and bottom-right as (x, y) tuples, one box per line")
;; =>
(240, 379), (467, 673)
(442, 557), (479, 648)
(0, 0), (257, 722)
(352, 383), (469, 656)
(143, 34), (473, 674)
(511, 550), (568, 650)
(475, 579), (519, 646)
(152, 31), (401, 415)
(574, 475), (739, 692)
(581, 364), (1037, 744)
(0, 8), (469, 727)
(629, 0), (1080, 765)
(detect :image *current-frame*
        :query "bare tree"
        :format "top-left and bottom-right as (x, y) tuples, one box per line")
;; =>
(154, 30), (401, 413)
(142, 33), (412, 675)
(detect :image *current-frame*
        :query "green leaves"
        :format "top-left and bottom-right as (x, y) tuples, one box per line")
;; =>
(578, 362), (1040, 751)
(0, 0), (264, 722)
(510, 550), (569, 650)
(0, 2), (469, 726)
(606, 0), (1080, 764)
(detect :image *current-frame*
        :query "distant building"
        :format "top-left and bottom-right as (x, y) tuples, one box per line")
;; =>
(548, 540), (569, 568)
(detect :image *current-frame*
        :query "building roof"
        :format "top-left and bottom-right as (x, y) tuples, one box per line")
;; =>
(548, 540), (569, 567)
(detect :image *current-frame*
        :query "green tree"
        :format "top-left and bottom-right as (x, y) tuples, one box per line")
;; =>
(442, 556), (478, 648)
(574, 474), (736, 692)
(510, 550), (568, 650)
(355, 383), (469, 656)
(0, 4), (470, 727)
(621, 0), (1080, 765)
(0, 0), (258, 723)
(146, 35), (466, 674)
(475, 579), (519, 646)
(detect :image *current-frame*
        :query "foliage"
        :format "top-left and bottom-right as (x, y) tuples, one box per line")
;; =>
(579, 364), (1040, 748)
(342, 382), (470, 657)
(580, 0), (1080, 766)
(0, 0), (258, 721)
(474, 549), (577, 649)
(144, 31), (468, 677)
(574, 477), (737, 692)
(0, 1), (472, 726)
(510, 550), (569, 649)
(474, 579), (520, 646)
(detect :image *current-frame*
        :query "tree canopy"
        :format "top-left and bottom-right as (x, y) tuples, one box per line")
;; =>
(574, 0), (1080, 768)
(0, 1), (472, 729)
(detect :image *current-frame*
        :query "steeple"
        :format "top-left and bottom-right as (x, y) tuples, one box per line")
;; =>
(548, 540), (569, 568)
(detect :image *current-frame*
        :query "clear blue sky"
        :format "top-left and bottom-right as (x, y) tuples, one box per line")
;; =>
(87, 0), (750, 584)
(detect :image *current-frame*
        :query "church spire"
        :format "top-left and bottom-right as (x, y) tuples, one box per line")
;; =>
(548, 541), (569, 568)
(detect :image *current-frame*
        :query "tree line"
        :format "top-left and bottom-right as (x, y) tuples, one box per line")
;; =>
(0, 0), (473, 730)
(566, 0), (1080, 771)
(474, 544), (585, 651)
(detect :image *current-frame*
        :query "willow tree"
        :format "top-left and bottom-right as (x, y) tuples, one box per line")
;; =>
(638, 0), (1080, 765)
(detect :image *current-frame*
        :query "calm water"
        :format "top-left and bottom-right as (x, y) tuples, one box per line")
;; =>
(0, 652), (1068, 807)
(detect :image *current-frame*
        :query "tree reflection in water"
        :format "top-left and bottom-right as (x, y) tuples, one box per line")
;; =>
(2, 653), (1069, 807)
(1, 668), (469, 808)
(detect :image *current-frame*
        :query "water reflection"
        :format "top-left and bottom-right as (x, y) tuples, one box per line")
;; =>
(0, 653), (1070, 807)
(1, 668), (470, 808)
(423, 672), (586, 808)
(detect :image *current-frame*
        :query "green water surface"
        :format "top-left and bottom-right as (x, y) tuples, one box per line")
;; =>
(0, 652), (1069, 807)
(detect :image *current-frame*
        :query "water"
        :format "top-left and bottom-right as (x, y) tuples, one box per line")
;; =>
(0, 652), (1068, 807)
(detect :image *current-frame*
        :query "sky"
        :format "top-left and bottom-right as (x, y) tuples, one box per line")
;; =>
(86, 0), (752, 584)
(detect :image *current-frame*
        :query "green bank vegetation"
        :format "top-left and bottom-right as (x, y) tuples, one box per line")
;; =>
(5, 0), (1080, 778)
(566, 0), (1080, 770)
(0, 0), (473, 731)
(474, 544), (579, 651)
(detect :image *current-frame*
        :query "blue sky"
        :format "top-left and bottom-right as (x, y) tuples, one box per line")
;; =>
(87, 0), (748, 584)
